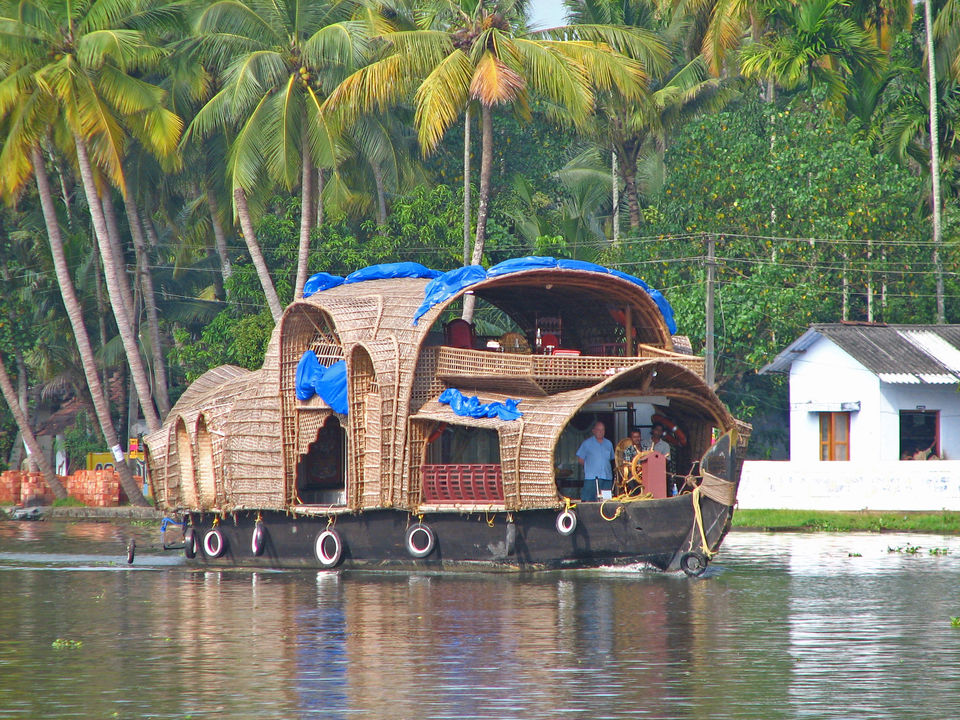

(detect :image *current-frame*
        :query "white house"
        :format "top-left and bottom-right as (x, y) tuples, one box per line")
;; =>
(739, 323), (960, 511)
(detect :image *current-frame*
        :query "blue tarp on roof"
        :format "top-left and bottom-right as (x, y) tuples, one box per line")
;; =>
(411, 256), (677, 334)
(295, 352), (349, 415)
(487, 256), (558, 276)
(344, 262), (441, 285)
(437, 388), (523, 421)
(412, 264), (487, 325)
(302, 272), (345, 298)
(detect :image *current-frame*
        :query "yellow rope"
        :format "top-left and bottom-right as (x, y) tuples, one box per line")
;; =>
(485, 512), (495, 528)
(599, 486), (654, 521)
(691, 486), (716, 558)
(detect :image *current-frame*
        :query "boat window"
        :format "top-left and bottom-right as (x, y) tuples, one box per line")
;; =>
(426, 425), (500, 465)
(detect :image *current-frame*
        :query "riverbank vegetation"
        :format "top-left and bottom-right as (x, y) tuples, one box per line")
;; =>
(733, 510), (960, 534)
(0, 0), (958, 488)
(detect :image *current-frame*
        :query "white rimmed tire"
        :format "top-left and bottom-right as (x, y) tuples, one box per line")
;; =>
(251, 523), (265, 556)
(315, 529), (343, 568)
(556, 509), (577, 536)
(405, 524), (436, 558)
(203, 528), (226, 558)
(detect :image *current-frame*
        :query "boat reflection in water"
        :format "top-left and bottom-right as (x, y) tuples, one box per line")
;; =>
(163, 568), (696, 718)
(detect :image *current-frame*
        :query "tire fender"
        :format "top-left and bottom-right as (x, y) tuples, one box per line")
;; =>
(315, 529), (344, 568)
(556, 509), (577, 536)
(405, 524), (436, 558)
(203, 528), (226, 558)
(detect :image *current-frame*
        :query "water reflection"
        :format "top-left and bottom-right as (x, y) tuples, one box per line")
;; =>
(2, 525), (960, 719)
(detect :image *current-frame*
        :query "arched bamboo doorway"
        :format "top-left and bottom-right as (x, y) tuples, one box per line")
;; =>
(195, 416), (216, 507)
(175, 417), (199, 507)
(296, 415), (346, 504)
(348, 344), (380, 508)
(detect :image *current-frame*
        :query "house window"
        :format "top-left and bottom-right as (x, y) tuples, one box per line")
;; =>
(819, 412), (850, 460)
(900, 411), (939, 459)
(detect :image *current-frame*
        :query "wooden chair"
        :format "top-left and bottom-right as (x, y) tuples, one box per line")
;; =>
(444, 319), (475, 349)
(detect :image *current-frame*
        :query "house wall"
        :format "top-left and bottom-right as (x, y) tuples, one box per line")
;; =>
(880, 384), (960, 460)
(739, 460), (960, 511)
(788, 338), (882, 461)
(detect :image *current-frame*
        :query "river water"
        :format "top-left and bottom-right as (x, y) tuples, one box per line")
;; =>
(1, 521), (959, 719)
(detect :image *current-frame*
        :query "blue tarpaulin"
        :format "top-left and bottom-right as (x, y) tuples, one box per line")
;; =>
(438, 388), (523, 421)
(344, 262), (441, 285)
(411, 256), (677, 334)
(487, 256), (558, 276)
(302, 272), (345, 297)
(295, 352), (349, 414)
(412, 264), (488, 325)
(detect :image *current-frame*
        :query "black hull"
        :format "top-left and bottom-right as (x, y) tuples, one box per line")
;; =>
(173, 493), (734, 572)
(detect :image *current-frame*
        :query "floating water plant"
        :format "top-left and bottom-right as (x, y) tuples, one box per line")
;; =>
(951, 617), (960, 628)
(52, 638), (83, 650)
(887, 545), (922, 554)
(928, 548), (950, 556)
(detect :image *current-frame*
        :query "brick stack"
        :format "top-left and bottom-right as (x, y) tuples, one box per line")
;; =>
(66, 470), (121, 507)
(19, 472), (57, 506)
(0, 471), (21, 504)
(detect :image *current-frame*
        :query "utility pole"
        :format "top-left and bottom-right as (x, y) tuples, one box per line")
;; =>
(705, 234), (716, 388)
(923, 0), (945, 323)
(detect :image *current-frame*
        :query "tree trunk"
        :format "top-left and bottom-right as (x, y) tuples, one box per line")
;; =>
(923, 0), (945, 323)
(30, 145), (149, 506)
(99, 184), (136, 323)
(463, 107), (471, 265)
(15, 351), (36, 472)
(74, 136), (161, 435)
(205, 183), (233, 285)
(315, 168), (325, 228)
(371, 162), (387, 227)
(0, 353), (67, 499)
(295, 135), (315, 300)
(612, 149), (620, 245)
(462, 104), (493, 323)
(623, 171), (642, 231)
(121, 174), (171, 417)
(234, 187), (284, 322)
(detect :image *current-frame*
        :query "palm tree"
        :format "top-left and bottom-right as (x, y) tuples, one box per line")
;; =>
(0, 1), (183, 506)
(0, 0), (183, 440)
(739, 0), (883, 103)
(0, 352), (67, 499)
(186, 0), (367, 308)
(322, 0), (666, 318)
(567, 0), (730, 231)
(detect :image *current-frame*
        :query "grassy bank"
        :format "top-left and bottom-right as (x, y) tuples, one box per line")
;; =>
(732, 509), (960, 534)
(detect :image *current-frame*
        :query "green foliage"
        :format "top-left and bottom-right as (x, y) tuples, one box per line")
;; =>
(311, 185), (465, 273)
(0, 405), (13, 471)
(169, 310), (275, 384)
(62, 411), (104, 472)
(52, 496), (86, 507)
(732, 510), (960, 533)
(633, 90), (929, 379)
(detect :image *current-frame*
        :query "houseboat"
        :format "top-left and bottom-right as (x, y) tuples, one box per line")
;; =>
(145, 258), (748, 575)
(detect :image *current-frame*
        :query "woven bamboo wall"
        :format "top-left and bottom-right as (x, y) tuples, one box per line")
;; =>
(348, 345), (377, 509)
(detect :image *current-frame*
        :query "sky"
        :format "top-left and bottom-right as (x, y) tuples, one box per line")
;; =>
(527, 0), (569, 29)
